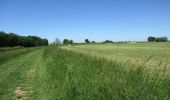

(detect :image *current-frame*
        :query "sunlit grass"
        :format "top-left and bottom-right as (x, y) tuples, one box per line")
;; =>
(34, 46), (170, 99)
(62, 42), (170, 69)
(0, 44), (170, 99)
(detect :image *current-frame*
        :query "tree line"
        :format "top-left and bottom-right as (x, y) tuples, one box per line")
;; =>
(53, 36), (169, 45)
(0, 31), (48, 47)
(60, 38), (113, 45)
(61, 39), (93, 45)
(62, 37), (169, 44)
(148, 36), (168, 42)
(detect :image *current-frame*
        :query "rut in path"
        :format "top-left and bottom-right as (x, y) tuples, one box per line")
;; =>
(12, 50), (43, 100)
(12, 69), (35, 100)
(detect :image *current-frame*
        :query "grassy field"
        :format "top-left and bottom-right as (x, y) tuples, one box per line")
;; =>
(62, 42), (170, 69)
(0, 43), (170, 99)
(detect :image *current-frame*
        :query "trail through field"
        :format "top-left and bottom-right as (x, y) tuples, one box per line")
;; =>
(0, 48), (43, 100)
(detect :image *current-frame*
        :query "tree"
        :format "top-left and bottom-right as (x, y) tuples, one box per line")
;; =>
(63, 39), (69, 44)
(8, 33), (20, 46)
(103, 40), (113, 43)
(148, 36), (156, 42)
(162, 37), (168, 42)
(155, 37), (168, 42)
(69, 40), (74, 44)
(0, 31), (9, 47)
(43, 39), (48, 46)
(92, 41), (95, 43)
(85, 39), (90, 43)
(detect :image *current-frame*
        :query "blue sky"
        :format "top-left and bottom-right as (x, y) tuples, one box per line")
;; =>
(0, 0), (170, 42)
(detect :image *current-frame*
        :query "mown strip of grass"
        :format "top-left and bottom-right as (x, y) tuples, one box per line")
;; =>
(0, 47), (42, 65)
(0, 48), (43, 100)
(0, 46), (23, 52)
(34, 46), (170, 100)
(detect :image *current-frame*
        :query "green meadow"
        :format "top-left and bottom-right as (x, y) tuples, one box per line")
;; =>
(0, 43), (170, 100)
(62, 42), (170, 69)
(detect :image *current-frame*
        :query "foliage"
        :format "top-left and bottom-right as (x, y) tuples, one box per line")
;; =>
(85, 39), (90, 43)
(92, 41), (95, 43)
(148, 36), (156, 42)
(148, 36), (168, 42)
(63, 39), (74, 45)
(155, 37), (168, 42)
(63, 39), (70, 44)
(0, 31), (48, 47)
(69, 40), (74, 44)
(103, 40), (113, 43)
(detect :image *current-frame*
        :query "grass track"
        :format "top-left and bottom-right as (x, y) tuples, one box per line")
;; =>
(0, 47), (41, 65)
(0, 48), (44, 100)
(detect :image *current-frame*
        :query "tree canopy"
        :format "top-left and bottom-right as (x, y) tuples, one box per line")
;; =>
(148, 36), (168, 42)
(63, 39), (70, 44)
(0, 31), (48, 47)
(63, 39), (74, 45)
(69, 40), (74, 44)
(85, 39), (90, 43)
(103, 40), (113, 43)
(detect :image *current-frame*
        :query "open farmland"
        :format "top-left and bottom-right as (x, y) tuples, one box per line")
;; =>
(62, 42), (170, 69)
(0, 43), (170, 99)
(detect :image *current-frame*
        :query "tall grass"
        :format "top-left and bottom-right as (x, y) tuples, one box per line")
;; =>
(35, 46), (170, 100)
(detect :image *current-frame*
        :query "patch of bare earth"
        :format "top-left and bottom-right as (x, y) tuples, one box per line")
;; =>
(12, 87), (28, 100)
(26, 68), (35, 78)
